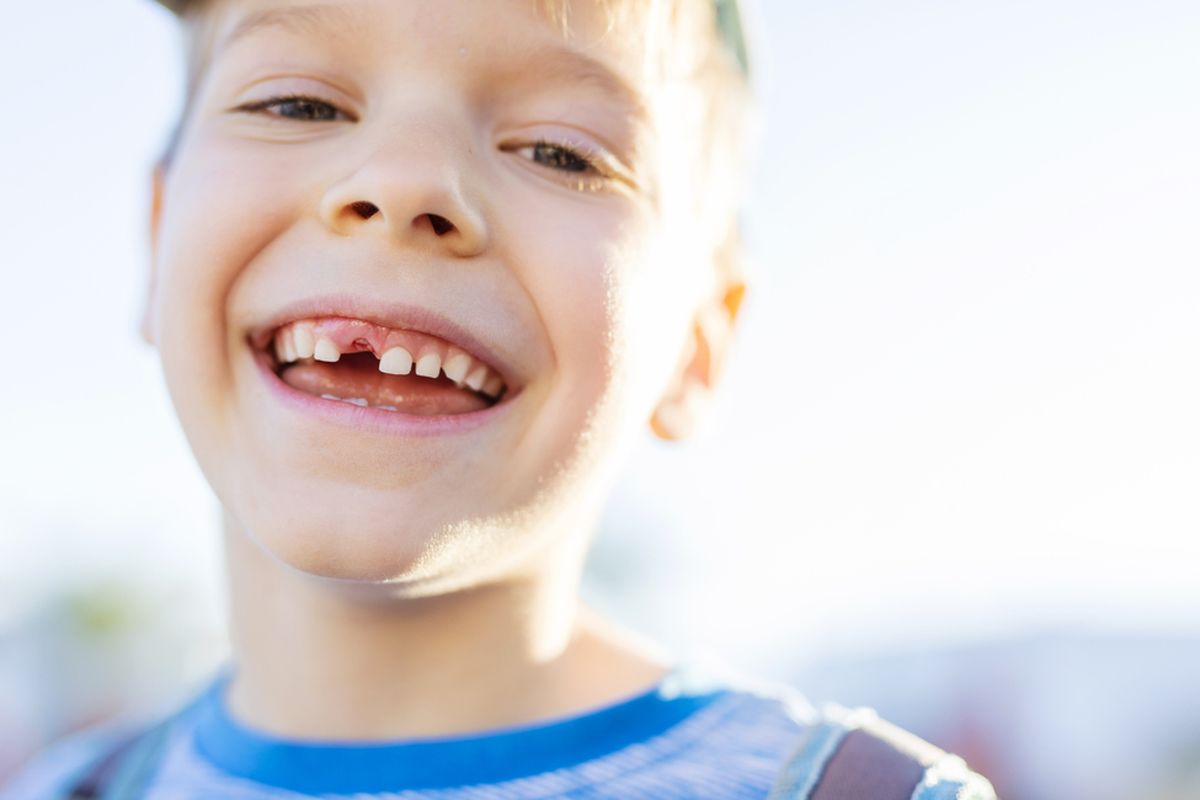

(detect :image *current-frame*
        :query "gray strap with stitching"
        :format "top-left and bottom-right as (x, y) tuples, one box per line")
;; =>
(769, 706), (998, 800)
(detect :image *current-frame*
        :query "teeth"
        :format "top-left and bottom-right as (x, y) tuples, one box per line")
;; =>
(293, 325), (315, 360)
(482, 375), (504, 398)
(377, 404), (398, 411)
(270, 321), (509, 401)
(415, 352), (442, 378)
(464, 366), (488, 392)
(283, 329), (299, 362)
(442, 351), (472, 384)
(274, 330), (297, 364)
(314, 336), (341, 363)
(379, 346), (414, 375)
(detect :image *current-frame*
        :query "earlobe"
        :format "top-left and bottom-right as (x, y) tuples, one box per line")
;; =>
(141, 163), (166, 347)
(650, 277), (747, 442)
(649, 333), (702, 441)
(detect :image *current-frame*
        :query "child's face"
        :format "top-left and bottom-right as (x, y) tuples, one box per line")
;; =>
(145, 0), (740, 591)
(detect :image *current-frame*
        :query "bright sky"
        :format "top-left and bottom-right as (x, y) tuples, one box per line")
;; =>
(1, 0), (1197, 677)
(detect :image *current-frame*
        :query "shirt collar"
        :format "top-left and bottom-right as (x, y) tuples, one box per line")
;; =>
(189, 663), (728, 794)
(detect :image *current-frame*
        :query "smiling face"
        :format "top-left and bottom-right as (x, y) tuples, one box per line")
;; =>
(145, 0), (747, 593)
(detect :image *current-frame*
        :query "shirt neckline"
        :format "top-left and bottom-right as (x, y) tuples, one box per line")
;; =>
(189, 664), (729, 794)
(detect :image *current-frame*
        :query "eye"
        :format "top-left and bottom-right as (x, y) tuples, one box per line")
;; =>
(514, 138), (612, 177)
(507, 137), (619, 192)
(235, 94), (352, 122)
(524, 139), (598, 173)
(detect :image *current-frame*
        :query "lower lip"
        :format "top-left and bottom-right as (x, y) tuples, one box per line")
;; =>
(250, 347), (515, 437)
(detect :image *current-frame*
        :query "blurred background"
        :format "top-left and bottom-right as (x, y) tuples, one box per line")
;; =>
(1, 1), (1198, 798)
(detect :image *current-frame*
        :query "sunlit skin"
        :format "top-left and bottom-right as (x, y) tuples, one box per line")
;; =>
(143, 0), (744, 739)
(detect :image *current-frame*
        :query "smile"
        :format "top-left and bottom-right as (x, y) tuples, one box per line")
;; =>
(248, 310), (519, 425)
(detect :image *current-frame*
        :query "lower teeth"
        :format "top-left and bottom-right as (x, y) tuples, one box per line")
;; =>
(318, 393), (399, 412)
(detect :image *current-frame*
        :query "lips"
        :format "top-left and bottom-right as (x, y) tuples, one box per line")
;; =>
(245, 296), (520, 418)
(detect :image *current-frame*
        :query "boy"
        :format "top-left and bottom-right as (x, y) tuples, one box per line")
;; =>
(3, 0), (995, 797)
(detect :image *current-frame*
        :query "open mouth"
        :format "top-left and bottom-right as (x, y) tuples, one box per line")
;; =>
(253, 316), (509, 417)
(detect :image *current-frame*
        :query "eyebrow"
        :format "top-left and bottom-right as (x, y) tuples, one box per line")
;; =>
(504, 44), (653, 127)
(215, 4), (361, 56)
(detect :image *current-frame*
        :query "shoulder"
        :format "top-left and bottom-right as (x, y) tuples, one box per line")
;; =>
(768, 703), (997, 800)
(660, 661), (819, 753)
(672, 665), (994, 800)
(0, 694), (201, 800)
(0, 721), (133, 800)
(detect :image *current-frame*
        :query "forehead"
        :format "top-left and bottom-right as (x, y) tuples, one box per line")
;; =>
(192, 0), (676, 120)
(208, 0), (641, 54)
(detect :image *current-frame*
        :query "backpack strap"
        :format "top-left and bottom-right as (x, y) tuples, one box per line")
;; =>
(61, 718), (174, 800)
(808, 711), (945, 800)
(769, 706), (993, 800)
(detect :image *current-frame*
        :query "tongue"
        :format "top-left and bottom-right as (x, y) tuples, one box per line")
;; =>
(280, 352), (489, 416)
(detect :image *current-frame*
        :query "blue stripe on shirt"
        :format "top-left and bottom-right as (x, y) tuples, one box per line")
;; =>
(194, 666), (730, 794)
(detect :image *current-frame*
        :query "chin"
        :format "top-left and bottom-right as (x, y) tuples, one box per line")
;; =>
(226, 488), (444, 581)
(226, 482), (542, 595)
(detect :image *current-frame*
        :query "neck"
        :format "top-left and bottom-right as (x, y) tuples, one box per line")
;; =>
(220, 510), (669, 740)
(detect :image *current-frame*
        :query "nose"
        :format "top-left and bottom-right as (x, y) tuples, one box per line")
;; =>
(318, 136), (489, 258)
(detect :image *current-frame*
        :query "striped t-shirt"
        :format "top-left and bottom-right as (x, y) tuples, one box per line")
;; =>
(0, 664), (994, 799)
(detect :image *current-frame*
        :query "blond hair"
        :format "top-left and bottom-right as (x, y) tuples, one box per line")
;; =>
(533, 0), (760, 276)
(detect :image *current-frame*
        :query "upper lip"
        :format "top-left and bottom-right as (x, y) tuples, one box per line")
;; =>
(245, 293), (522, 389)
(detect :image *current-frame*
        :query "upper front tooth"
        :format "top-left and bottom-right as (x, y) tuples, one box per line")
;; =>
(314, 336), (341, 363)
(283, 329), (298, 362)
(379, 346), (414, 375)
(293, 325), (315, 360)
(415, 352), (442, 378)
(442, 352), (471, 384)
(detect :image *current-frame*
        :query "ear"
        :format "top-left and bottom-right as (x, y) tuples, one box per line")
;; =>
(649, 267), (747, 442)
(141, 162), (166, 347)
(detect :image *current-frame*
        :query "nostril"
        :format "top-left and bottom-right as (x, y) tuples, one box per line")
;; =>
(350, 201), (379, 220)
(426, 213), (454, 236)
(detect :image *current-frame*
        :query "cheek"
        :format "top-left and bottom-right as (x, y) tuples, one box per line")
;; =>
(614, 232), (700, 420)
(151, 136), (313, 471)
(497, 193), (686, 489)
(490, 201), (626, 490)
(156, 138), (301, 335)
